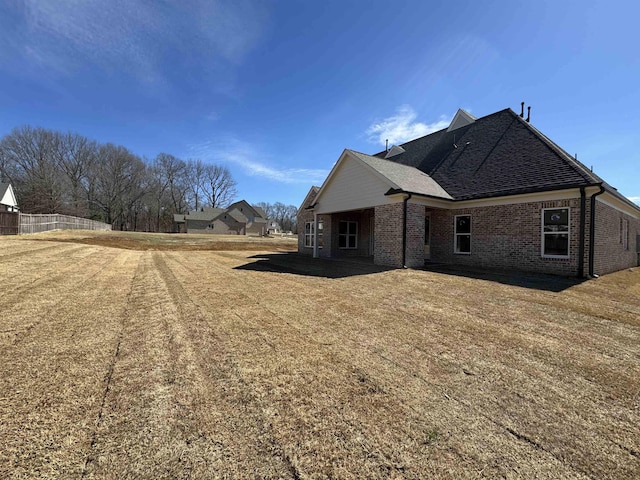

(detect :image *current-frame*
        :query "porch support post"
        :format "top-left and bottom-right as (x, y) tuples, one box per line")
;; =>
(313, 212), (319, 258)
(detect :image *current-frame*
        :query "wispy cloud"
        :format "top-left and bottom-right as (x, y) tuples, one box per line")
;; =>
(188, 138), (329, 185)
(366, 105), (450, 146)
(3, 0), (268, 85)
(628, 196), (640, 205)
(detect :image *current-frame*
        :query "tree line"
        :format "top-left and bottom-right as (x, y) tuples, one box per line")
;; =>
(0, 126), (298, 232)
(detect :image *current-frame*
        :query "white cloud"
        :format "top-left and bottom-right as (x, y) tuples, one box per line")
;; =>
(188, 138), (329, 185)
(6, 0), (268, 85)
(628, 196), (640, 205)
(366, 105), (450, 146)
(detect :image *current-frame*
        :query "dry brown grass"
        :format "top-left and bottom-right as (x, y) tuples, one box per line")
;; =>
(0, 231), (639, 479)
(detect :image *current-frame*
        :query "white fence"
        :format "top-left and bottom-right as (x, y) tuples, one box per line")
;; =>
(19, 214), (112, 235)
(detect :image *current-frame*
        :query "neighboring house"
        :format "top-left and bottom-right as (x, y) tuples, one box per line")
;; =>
(0, 183), (19, 212)
(173, 200), (269, 235)
(298, 106), (640, 277)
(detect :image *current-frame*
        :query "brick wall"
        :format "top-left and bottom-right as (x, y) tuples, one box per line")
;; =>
(593, 201), (640, 274)
(429, 198), (584, 276)
(405, 203), (426, 268)
(374, 203), (404, 267)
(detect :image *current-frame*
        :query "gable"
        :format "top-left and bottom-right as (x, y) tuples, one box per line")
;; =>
(227, 200), (260, 219)
(0, 183), (18, 208)
(446, 109), (476, 132)
(314, 153), (395, 214)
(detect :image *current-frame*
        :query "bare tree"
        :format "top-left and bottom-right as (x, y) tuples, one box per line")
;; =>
(202, 164), (237, 208)
(55, 132), (97, 217)
(0, 126), (64, 213)
(90, 144), (147, 228)
(185, 158), (206, 211)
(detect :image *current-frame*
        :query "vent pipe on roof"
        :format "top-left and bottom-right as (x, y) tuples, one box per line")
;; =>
(385, 139), (389, 152)
(526, 106), (531, 123)
(520, 102), (525, 118)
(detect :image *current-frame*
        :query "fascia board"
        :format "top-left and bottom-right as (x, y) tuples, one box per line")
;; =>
(598, 191), (640, 219)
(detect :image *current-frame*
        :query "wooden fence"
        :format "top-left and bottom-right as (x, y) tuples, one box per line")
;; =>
(18, 214), (112, 235)
(0, 211), (19, 235)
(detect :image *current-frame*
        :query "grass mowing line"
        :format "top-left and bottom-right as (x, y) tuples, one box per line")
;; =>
(151, 252), (297, 478)
(162, 253), (462, 476)
(80, 253), (142, 479)
(171, 252), (632, 477)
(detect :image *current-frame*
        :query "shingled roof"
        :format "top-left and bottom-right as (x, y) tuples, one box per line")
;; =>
(347, 150), (452, 200)
(375, 108), (604, 201)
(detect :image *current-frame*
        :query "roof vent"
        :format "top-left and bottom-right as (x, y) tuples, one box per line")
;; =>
(447, 109), (476, 132)
(384, 145), (406, 159)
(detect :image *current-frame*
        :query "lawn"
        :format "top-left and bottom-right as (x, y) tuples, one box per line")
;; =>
(1, 231), (639, 479)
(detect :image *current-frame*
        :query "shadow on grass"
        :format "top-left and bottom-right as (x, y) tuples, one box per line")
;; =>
(422, 263), (587, 292)
(235, 253), (587, 291)
(234, 253), (393, 279)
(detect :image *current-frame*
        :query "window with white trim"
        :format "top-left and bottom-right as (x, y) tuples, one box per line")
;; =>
(542, 208), (569, 257)
(338, 220), (357, 249)
(304, 220), (323, 248)
(454, 215), (471, 254)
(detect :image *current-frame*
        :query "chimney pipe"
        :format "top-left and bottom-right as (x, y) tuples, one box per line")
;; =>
(385, 139), (389, 152)
(526, 106), (531, 123)
(520, 102), (525, 118)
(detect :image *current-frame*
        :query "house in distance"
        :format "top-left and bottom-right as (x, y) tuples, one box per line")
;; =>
(0, 182), (19, 212)
(174, 200), (268, 235)
(298, 105), (640, 277)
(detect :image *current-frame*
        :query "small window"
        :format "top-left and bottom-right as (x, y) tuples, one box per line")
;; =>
(542, 208), (569, 257)
(304, 221), (323, 248)
(454, 215), (471, 254)
(338, 220), (357, 249)
(622, 219), (629, 251)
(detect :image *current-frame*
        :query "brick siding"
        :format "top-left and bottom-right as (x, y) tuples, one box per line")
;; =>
(593, 201), (640, 274)
(299, 194), (639, 275)
(430, 199), (584, 276)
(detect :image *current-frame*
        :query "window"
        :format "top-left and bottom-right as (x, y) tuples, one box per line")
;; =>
(454, 215), (471, 254)
(542, 208), (569, 257)
(304, 220), (323, 248)
(622, 219), (629, 251)
(338, 220), (357, 249)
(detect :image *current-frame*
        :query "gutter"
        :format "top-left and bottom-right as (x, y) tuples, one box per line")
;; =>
(402, 193), (412, 268)
(578, 186), (586, 278)
(588, 184), (606, 277)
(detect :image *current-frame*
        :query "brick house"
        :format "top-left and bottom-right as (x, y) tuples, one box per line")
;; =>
(298, 107), (640, 277)
(174, 200), (268, 235)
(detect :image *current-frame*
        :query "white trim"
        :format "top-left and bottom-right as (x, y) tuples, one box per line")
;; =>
(454, 214), (471, 254)
(541, 207), (570, 259)
(596, 192), (640, 219)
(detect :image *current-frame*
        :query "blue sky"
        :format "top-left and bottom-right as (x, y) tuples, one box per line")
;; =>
(1, 0), (638, 207)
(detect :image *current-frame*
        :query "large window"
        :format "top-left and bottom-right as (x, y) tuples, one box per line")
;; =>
(338, 220), (357, 249)
(454, 215), (471, 254)
(304, 220), (323, 248)
(542, 208), (569, 257)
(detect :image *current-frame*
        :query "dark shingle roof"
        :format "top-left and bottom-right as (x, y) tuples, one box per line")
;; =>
(376, 109), (603, 200)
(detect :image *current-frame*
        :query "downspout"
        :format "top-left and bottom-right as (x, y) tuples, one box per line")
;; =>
(578, 187), (586, 278)
(402, 193), (412, 268)
(588, 185), (606, 277)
